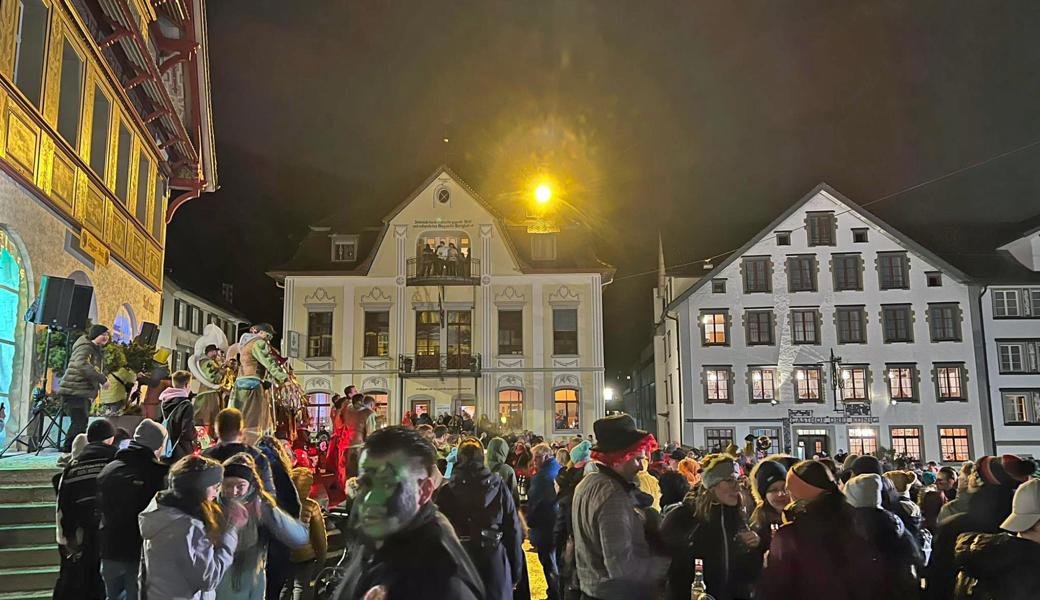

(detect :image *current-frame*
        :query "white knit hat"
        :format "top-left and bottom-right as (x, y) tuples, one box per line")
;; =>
(845, 473), (882, 509)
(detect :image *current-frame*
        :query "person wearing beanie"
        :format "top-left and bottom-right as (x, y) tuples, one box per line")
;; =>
(658, 470), (691, 513)
(139, 455), (248, 600)
(56, 324), (111, 453)
(757, 460), (890, 600)
(661, 454), (761, 600)
(215, 453), (308, 600)
(848, 454), (883, 477)
(96, 419), (170, 600)
(952, 479), (1040, 600)
(53, 417), (118, 600)
(845, 474), (925, 597)
(747, 460), (790, 579)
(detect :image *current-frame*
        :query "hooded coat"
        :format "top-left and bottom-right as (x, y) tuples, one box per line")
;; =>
(953, 532), (1040, 600)
(139, 498), (239, 600)
(96, 442), (170, 561)
(56, 335), (107, 398)
(438, 460), (525, 600)
(160, 387), (197, 461)
(486, 437), (519, 503)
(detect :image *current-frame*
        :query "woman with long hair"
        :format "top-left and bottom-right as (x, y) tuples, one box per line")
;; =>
(215, 453), (309, 600)
(747, 459), (789, 564)
(139, 455), (249, 600)
(256, 436), (302, 600)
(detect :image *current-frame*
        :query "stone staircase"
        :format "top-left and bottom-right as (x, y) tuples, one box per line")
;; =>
(0, 461), (60, 600)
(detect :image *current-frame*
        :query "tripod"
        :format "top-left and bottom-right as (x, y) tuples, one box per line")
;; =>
(0, 327), (69, 459)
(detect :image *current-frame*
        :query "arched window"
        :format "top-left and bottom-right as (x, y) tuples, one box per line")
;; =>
(0, 233), (28, 446)
(498, 389), (523, 430)
(111, 304), (136, 344)
(553, 388), (580, 431)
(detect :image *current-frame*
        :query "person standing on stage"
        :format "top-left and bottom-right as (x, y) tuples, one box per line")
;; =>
(230, 323), (287, 443)
(56, 324), (110, 452)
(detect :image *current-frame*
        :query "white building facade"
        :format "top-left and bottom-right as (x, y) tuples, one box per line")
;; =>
(157, 278), (247, 372)
(270, 167), (612, 438)
(657, 184), (991, 463)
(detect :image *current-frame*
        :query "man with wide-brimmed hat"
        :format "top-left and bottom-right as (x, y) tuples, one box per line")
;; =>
(571, 413), (668, 599)
(230, 323), (288, 444)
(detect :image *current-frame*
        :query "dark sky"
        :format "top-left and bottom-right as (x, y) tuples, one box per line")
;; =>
(166, 1), (1040, 376)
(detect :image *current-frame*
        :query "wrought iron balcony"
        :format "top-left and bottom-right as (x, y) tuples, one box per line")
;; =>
(398, 353), (482, 377)
(406, 257), (481, 286)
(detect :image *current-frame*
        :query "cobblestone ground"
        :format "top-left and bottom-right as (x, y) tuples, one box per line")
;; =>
(524, 540), (548, 599)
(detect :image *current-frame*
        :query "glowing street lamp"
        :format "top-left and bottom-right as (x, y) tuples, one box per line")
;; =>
(535, 183), (552, 205)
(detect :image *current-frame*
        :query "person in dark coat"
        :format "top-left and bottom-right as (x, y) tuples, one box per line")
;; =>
(746, 460), (789, 569)
(159, 370), (198, 462)
(334, 426), (484, 600)
(56, 326), (110, 452)
(757, 460), (887, 600)
(96, 419), (170, 600)
(845, 473), (924, 597)
(661, 454), (762, 600)
(257, 435), (303, 600)
(202, 407), (275, 493)
(553, 445), (591, 600)
(927, 455), (1035, 600)
(54, 419), (118, 600)
(438, 437), (525, 600)
(953, 478), (1040, 600)
(526, 443), (562, 600)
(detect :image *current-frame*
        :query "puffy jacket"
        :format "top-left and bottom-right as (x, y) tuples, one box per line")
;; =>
(56, 336), (107, 398)
(160, 388), (197, 462)
(96, 442), (170, 561)
(850, 506), (924, 597)
(526, 457), (562, 549)
(139, 498), (239, 600)
(438, 461), (525, 600)
(56, 441), (117, 547)
(954, 532), (1040, 600)
(288, 468), (327, 564)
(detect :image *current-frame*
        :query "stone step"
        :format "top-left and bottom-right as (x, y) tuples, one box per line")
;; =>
(0, 525), (54, 548)
(0, 590), (52, 600)
(0, 566), (58, 595)
(0, 503), (53, 526)
(0, 545), (58, 568)
(0, 469), (61, 486)
(0, 485), (54, 504)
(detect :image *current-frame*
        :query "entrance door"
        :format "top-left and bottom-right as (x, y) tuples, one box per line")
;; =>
(411, 398), (431, 418)
(415, 311), (440, 370)
(798, 433), (830, 456)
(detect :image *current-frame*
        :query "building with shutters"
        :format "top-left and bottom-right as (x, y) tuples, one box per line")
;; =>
(269, 166), (613, 437)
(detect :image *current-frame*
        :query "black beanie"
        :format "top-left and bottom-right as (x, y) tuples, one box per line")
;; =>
(753, 459), (788, 503)
(88, 324), (109, 340)
(849, 455), (883, 476)
(793, 460), (837, 491)
(86, 418), (116, 442)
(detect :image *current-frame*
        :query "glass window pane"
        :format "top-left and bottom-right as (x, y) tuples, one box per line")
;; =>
(13, 0), (49, 107)
(136, 155), (151, 222)
(89, 86), (110, 176)
(57, 39), (84, 147)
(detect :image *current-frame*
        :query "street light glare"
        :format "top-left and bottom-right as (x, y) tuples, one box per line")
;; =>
(535, 184), (552, 204)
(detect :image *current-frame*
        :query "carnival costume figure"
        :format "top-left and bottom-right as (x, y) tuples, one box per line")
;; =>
(231, 323), (288, 444)
(188, 324), (230, 436)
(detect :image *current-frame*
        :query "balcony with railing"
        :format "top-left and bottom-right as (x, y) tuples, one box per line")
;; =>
(398, 353), (482, 377)
(406, 257), (481, 286)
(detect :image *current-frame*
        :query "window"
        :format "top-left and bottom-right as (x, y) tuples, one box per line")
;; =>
(711, 279), (726, 294)
(57, 39), (85, 148)
(806, 211), (836, 246)
(935, 363), (966, 401)
(749, 367), (777, 403)
(878, 252), (909, 290)
(939, 427), (972, 462)
(553, 388), (580, 430)
(848, 428), (878, 455)
(498, 389), (524, 429)
(135, 155), (151, 223)
(705, 428), (735, 452)
(832, 254), (862, 291)
(446, 311), (472, 368)
(791, 309), (819, 344)
(89, 86), (111, 177)
(13, 0), (48, 107)
(891, 427), (923, 460)
(115, 124), (132, 205)
(1001, 390), (1040, 424)
(552, 308), (578, 355)
(306, 392), (332, 431)
(531, 234), (557, 260)
(497, 309), (523, 355)
(743, 257), (771, 293)
(701, 311), (728, 346)
(840, 366), (869, 402)
(190, 306), (202, 334)
(363, 311), (389, 357)
(852, 228), (869, 243)
(415, 310), (440, 367)
(997, 341), (1040, 374)
(172, 299), (183, 328)
(794, 366), (822, 402)
(704, 367), (731, 403)
(929, 303), (961, 342)
(306, 311), (333, 358)
(745, 310), (774, 345)
(882, 304), (913, 342)
(332, 241), (356, 262)
(111, 305), (134, 344)
(152, 177), (166, 239)
(993, 288), (1040, 318)
(926, 272), (943, 287)
(836, 306), (866, 344)
(886, 364), (917, 402)
(787, 255), (816, 291)
(775, 231), (791, 246)
(368, 392), (389, 427)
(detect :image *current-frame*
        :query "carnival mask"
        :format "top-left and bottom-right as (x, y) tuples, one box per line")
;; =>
(354, 450), (426, 540)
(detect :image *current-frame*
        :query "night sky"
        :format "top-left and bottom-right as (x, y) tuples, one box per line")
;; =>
(166, 1), (1040, 377)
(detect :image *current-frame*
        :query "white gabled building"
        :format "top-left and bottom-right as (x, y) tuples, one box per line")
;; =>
(655, 184), (992, 463)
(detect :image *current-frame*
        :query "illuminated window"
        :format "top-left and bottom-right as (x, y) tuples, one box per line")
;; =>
(887, 365), (917, 402)
(498, 389), (523, 429)
(890, 427), (922, 461)
(794, 366), (822, 403)
(840, 366), (869, 402)
(553, 388), (579, 431)
(306, 392), (331, 431)
(848, 428), (878, 455)
(939, 427), (972, 462)
(704, 367), (731, 403)
(701, 311), (727, 346)
(749, 367), (777, 403)
(935, 364), (965, 401)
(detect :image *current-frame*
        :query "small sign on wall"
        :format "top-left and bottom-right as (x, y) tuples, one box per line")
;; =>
(79, 230), (110, 266)
(286, 331), (300, 358)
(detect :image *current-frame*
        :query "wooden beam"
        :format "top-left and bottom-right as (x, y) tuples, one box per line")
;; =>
(100, 25), (133, 48)
(144, 108), (170, 124)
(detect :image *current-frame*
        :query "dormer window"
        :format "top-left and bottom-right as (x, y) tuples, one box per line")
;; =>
(331, 235), (358, 262)
(531, 233), (557, 261)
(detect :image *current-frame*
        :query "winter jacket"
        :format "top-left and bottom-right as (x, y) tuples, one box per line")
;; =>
(526, 457), (562, 549)
(214, 497), (309, 600)
(56, 441), (117, 548)
(160, 387), (198, 462)
(438, 461), (525, 600)
(202, 442), (276, 494)
(571, 464), (669, 599)
(554, 464), (588, 595)
(139, 498), (239, 600)
(256, 441), (302, 600)
(96, 442), (170, 561)
(850, 506), (924, 597)
(336, 502), (486, 600)
(953, 532), (1040, 600)
(288, 469), (327, 564)
(99, 366), (136, 407)
(486, 437), (519, 504)
(56, 336), (107, 398)
(660, 499), (761, 600)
